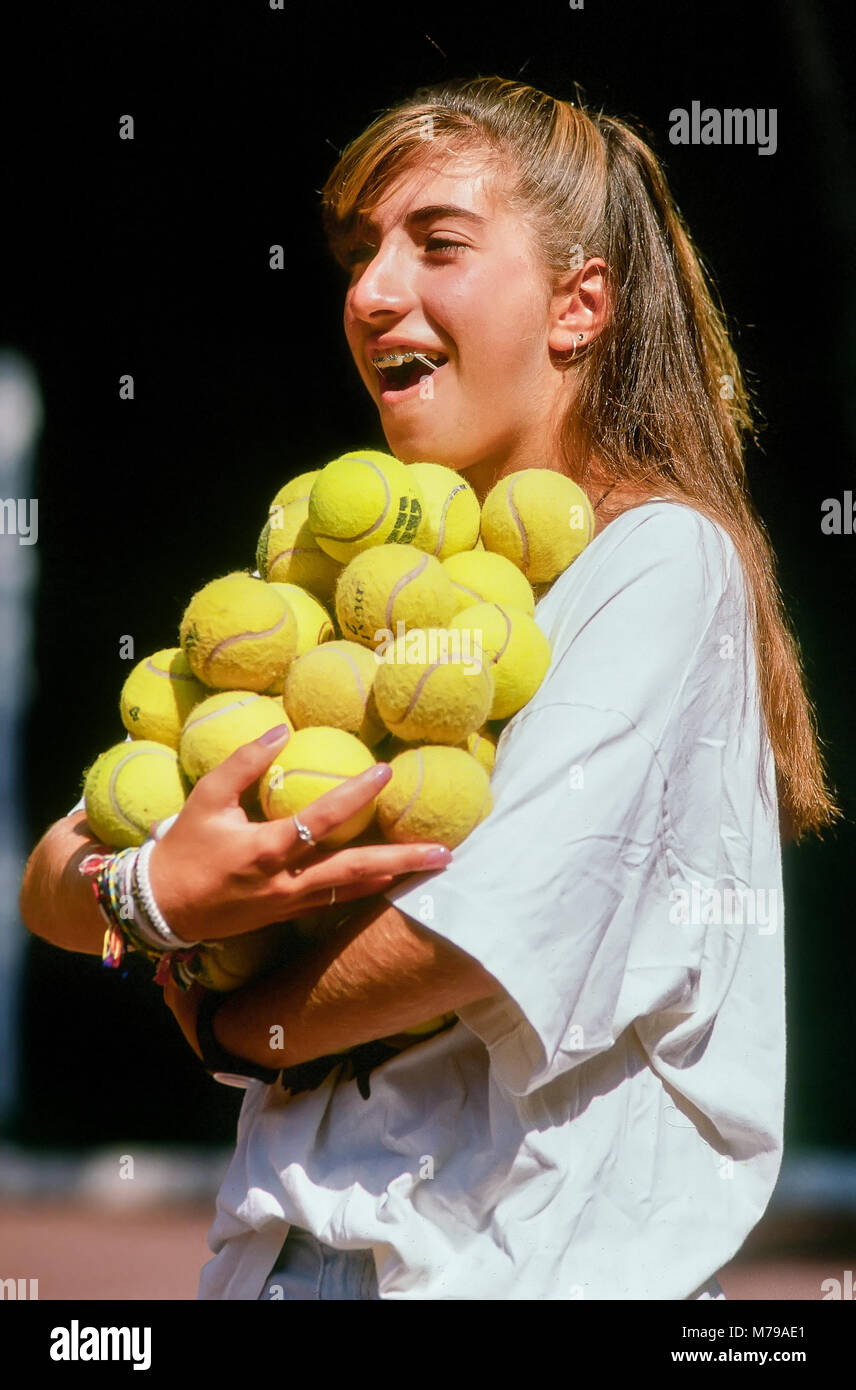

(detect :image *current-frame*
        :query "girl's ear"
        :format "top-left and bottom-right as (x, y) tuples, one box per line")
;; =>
(548, 257), (609, 353)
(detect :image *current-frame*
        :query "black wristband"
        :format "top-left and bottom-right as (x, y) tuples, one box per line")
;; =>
(195, 989), (281, 1085)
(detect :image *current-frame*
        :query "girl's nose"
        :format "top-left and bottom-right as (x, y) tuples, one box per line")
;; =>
(348, 243), (415, 321)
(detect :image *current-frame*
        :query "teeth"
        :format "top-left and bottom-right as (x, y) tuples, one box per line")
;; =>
(372, 349), (443, 368)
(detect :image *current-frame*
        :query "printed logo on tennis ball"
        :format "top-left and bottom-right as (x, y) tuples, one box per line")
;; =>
(179, 572), (298, 693)
(335, 545), (459, 650)
(119, 648), (208, 750)
(307, 451), (423, 564)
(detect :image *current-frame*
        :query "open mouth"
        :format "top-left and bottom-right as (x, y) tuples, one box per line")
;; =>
(371, 349), (448, 394)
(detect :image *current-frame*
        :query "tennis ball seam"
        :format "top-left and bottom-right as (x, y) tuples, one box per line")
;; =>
(484, 605), (513, 664)
(338, 650), (369, 702)
(505, 479), (529, 570)
(312, 458), (392, 547)
(182, 693), (265, 733)
(383, 749), (426, 834)
(434, 483), (469, 555)
(108, 747), (180, 832)
(385, 552), (430, 628)
(272, 767), (363, 783)
(194, 611), (292, 680)
(397, 661), (453, 723)
(142, 658), (199, 683)
(449, 579), (484, 604)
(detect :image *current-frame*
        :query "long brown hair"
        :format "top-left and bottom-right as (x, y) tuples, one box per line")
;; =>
(320, 76), (840, 842)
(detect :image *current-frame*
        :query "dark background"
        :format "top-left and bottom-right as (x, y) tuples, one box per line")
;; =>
(4, 0), (853, 1148)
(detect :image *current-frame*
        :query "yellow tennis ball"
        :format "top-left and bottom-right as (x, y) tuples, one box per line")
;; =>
(179, 691), (292, 783)
(119, 648), (208, 750)
(257, 498), (342, 604)
(259, 727), (377, 847)
(400, 1014), (457, 1036)
(441, 549), (536, 617)
(269, 471), (319, 513)
(308, 450), (424, 563)
(283, 640), (386, 746)
(184, 924), (284, 993)
(83, 740), (189, 850)
(180, 572), (298, 692)
(373, 630), (494, 744)
(459, 724), (498, 774)
(377, 745), (492, 848)
(335, 544), (458, 650)
(449, 603), (552, 720)
(408, 462), (480, 559)
(263, 584), (335, 694)
(480, 468), (595, 582)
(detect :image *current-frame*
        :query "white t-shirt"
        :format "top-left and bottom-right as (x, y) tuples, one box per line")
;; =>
(72, 501), (786, 1299)
(190, 499), (784, 1300)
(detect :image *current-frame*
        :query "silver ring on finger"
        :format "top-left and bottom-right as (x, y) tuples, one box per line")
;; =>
(292, 813), (316, 847)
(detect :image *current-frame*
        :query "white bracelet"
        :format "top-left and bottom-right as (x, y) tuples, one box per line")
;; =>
(114, 850), (173, 953)
(135, 838), (201, 949)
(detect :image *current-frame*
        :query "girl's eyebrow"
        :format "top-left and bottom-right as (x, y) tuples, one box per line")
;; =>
(357, 203), (488, 236)
(405, 203), (487, 227)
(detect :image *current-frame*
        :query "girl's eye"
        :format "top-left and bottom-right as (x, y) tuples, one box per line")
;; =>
(425, 238), (469, 256)
(343, 237), (469, 268)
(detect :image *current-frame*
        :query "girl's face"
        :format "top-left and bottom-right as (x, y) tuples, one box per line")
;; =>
(342, 152), (573, 494)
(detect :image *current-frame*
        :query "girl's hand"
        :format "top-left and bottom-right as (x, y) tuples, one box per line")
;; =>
(147, 726), (452, 944)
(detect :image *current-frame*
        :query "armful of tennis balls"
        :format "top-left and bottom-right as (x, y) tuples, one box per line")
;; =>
(140, 731), (452, 947)
(80, 459), (597, 1047)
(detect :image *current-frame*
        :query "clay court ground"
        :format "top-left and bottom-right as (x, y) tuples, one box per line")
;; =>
(1, 1154), (853, 1300)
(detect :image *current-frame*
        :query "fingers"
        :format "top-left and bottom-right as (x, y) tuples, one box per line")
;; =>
(255, 762), (395, 865)
(267, 840), (453, 903)
(280, 876), (401, 916)
(191, 725), (292, 809)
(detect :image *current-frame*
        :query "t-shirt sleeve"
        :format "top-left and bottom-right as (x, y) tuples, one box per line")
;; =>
(384, 506), (743, 1097)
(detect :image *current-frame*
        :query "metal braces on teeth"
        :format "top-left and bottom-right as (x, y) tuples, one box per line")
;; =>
(372, 351), (443, 373)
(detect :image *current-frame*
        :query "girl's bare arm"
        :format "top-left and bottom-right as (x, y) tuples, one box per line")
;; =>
(19, 811), (112, 956)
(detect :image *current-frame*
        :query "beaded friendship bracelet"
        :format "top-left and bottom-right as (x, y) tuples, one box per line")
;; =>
(79, 840), (202, 984)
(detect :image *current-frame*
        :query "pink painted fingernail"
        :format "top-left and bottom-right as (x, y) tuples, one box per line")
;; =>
(371, 763), (392, 781)
(423, 846), (453, 866)
(260, 724), (290, 744)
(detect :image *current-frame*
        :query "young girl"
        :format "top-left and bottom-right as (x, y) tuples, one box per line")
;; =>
(22, 76), (838, 1301)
